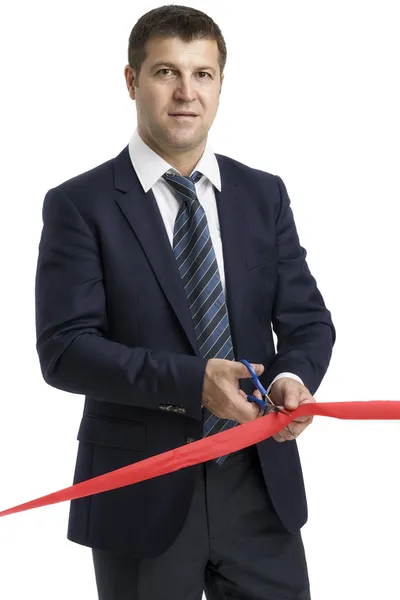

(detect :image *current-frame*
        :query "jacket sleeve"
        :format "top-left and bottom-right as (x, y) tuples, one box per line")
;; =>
(35, 186), (207, 419)
(261, 175), (336, 396)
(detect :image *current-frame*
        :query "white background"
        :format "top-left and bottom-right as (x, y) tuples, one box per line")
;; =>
(1, 1), (399, 598)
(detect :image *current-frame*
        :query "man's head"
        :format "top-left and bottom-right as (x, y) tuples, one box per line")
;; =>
(124, 5), (227, 168)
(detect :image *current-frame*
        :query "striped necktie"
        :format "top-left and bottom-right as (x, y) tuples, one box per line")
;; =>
(162, 170), (238, 464)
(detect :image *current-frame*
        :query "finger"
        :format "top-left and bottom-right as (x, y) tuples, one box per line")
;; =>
(238, 389), (248, 400)
(292, 397), (316, 421)
(237, 389), (263, 422)
(235, 391), (260, 422)
(232, 361), (264, 380)
(284, 392), (315, 412)
(244, 400), (260, 421)
(273, 421), (305, 442)
(292, 415), (313, 423)
(274, 412), (313, 442)
(286, 419), (312, 438)
(285, 424), (299, 439)
(299, 396), (316, 405)
(279, 427), (296, 441)
(237, 388), (263, 401)
(297, 397), (316, 416)
(283, 394), (301, 411)
(292, 415), (314, 424)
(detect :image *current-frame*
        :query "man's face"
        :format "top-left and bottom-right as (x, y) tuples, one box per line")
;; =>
(125, 36), (224, 155)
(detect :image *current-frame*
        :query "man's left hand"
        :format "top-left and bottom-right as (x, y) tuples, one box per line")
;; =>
(250, 377), (315, 442)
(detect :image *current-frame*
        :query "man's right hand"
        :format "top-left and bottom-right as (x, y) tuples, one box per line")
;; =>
(202, 359), (265, 424)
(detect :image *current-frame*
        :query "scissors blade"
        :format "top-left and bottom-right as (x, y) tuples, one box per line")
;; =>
(265, 393), (292, 416)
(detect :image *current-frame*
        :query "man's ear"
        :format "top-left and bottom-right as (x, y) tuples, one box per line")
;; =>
(124, 65), (136, 100)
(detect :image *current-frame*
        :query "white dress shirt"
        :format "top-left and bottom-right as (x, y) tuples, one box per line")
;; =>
(128, 128), (303, 393)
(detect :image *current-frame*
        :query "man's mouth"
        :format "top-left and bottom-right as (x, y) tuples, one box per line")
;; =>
(169, 112), (198, 117)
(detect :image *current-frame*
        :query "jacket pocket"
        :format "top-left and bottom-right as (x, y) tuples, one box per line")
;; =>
(77, 415), (146, 451)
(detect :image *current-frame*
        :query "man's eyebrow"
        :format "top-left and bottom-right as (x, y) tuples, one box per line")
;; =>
(151, 61), (216, 74)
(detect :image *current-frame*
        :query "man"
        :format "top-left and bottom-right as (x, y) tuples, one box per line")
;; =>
(35, 5), (335, 599)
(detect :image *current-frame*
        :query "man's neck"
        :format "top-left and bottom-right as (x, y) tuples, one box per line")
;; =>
(138, 128), (206, 176)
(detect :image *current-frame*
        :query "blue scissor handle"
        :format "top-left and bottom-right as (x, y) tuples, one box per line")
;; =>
(240, 359), (267, 397)
(240, 359), (269, 414)
(246, 394), (268, 412)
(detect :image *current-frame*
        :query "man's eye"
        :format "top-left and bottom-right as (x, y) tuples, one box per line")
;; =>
(156, 69), (211, 79)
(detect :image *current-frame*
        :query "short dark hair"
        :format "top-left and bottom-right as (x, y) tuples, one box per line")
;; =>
(127, 5), (227, 86)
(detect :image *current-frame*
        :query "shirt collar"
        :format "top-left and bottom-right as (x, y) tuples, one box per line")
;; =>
(128, 128), (221, 193)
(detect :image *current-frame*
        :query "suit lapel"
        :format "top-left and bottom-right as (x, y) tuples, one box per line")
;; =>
(214, 155), (247, 357)
(113, 145), (199, 355)
(112, 146), (246, 359)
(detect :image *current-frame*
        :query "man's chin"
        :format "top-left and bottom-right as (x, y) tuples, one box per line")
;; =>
(165, 130), (202, 148)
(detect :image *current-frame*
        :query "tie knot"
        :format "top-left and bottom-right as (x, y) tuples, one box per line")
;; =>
(190, 170), (203, 184)
(162, 170), (203, 204)
(163, 170), (203, 187)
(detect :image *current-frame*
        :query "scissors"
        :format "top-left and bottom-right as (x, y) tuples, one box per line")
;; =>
(240, 359), (291, 417)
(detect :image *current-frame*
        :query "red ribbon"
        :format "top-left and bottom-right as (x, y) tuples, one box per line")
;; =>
(1, 401), (400, 519)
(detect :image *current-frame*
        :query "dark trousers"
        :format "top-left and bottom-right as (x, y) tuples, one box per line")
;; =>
(92, 446), (311, 599)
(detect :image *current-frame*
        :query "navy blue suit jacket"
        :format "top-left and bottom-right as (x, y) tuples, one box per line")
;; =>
(35, 144), (335, 557)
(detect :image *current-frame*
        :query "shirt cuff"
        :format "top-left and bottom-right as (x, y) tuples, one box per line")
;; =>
(266, 372), (304, 395)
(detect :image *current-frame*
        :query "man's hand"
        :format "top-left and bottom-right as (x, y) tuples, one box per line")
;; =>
(202, 359), (264, 424)
(251, 377), (315, 442)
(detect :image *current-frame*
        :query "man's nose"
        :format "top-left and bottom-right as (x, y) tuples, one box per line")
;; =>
(173, 77), (196, 100)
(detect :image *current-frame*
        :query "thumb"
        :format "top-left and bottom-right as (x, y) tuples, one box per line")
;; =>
(232, 361), (264, 380)
(284, 392), (301, 411)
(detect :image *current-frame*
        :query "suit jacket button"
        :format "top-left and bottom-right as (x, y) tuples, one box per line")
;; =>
(186, 437), (196, 444)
